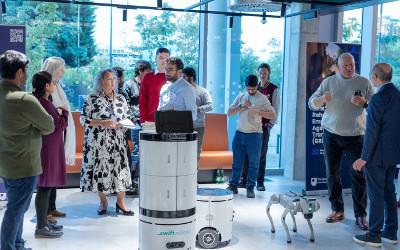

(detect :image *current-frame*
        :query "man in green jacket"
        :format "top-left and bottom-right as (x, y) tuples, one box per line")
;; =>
(0, 50), (54, 250)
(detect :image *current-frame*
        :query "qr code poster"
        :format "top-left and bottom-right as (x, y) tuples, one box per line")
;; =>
(0, 25), (26, 54)
(10, 28), (24, 43)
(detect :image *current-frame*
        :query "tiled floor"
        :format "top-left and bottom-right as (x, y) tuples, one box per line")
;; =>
(1, 176), (399, 250)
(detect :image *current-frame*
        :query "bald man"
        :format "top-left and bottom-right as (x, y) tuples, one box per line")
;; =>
(308, 53), (375, 229)
(353, 63), (400, 247)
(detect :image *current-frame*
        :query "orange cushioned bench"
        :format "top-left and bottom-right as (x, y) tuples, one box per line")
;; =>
(67, 112), (232, 173)
(199, 113), (233, 170)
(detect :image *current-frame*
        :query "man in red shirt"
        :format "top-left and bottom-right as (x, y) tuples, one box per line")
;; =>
(139, 48), (170, 125)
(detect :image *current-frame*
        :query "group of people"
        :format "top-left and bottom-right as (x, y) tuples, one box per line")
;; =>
(309, 53), (400, 247)
(77, 48), (216, 220)
(0, 48), (215, 250)
(0, 51), (74, 249)
(1, 47), (399, 250)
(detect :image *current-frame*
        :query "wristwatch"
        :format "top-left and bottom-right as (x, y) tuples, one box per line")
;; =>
(363, 102), (368, 108)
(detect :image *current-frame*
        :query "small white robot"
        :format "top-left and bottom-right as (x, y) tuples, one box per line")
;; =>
(196, 188), (234, 249)
(266, 191), (320, 243)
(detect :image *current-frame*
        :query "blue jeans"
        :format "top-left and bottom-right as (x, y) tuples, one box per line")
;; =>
(1, 176), (36, 250)
(365, 165), (398, 239)
(241, 126), (271, 185)
(229, 131), (262, 188)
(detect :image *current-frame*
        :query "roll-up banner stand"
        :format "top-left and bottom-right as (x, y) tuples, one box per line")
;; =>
(0, 24), (26, 204)
(305, 42), (362, 195)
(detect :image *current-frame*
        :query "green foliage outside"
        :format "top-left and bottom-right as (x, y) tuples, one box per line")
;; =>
(240, 38), (283, 92)
(266, 38), (283, 87)
(239, 47), (259, 91)
(4, 2), (61, 85)
(2, 1), (284, 109)
(343, 15), (400, 88)
(3, 1), (98, 110)
(343, 17), (362, 44)
(46, 4), (97, 68)
(132, 10), (200, 71)
(377, 16), (400, 89)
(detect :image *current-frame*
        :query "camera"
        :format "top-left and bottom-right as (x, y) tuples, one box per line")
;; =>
(354, 90), (362, 96)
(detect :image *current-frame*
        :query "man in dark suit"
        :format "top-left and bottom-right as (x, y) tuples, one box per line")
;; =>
(353, 63), (400, 247)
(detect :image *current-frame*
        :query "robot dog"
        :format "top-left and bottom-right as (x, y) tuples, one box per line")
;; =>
(266, 191), (320, 243)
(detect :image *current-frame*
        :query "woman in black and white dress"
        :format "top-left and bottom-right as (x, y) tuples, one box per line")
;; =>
(80, 69), (133, 216)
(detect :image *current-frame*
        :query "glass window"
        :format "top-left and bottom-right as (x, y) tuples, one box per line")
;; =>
(342, 8), (363, 44)
(376, 1), (400, 87)
(240, 16), (285, 169)
(110, 2), (200, 84)
(2, 1), (200, 111)
(3, 1), (102, 110)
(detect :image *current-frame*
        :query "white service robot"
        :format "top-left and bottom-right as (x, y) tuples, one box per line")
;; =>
(196, 188), (233, 249)
(266, 191), (320, 243)
(139, 132), (197, 250)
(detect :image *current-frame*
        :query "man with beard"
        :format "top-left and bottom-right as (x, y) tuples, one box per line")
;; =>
(158, 57), (197, 121)
(240, 63), (280, 191)
(226, 75), (276, 198)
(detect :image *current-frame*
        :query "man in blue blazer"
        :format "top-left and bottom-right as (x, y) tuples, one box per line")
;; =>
(353, 63), (400, 247)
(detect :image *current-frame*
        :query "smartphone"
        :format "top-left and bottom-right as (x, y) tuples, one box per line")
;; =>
(354, 90), (362, 96)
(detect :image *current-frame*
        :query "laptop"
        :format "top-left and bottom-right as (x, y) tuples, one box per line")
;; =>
(155, 110), (194, 134)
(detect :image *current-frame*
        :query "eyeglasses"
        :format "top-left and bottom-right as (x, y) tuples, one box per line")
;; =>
(166, 67), (177, 73)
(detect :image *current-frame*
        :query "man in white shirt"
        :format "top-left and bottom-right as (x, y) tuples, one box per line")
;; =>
(226, 75), (276, 198)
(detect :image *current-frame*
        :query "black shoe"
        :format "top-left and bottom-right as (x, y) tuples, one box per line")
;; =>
(246, 188), (255, 198)
(226, 185), (238, 194)
(115, 203), (135, 216)
(97, 208), (107, 215)
(35, 226), (63, 239)
(353, 233), (381, 247)
(256, 185), (266, 191)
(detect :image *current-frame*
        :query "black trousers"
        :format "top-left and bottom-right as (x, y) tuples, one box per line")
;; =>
(48, 188), (57, 213)
(241, 127), (271, 186)
(323, 130), (367, 217)
(36, 187), (52, 229)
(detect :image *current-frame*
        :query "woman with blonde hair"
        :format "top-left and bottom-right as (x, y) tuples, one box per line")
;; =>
(41, 57), (76, 222)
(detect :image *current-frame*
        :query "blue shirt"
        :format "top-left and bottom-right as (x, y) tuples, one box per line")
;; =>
(158, 77), (197, 121)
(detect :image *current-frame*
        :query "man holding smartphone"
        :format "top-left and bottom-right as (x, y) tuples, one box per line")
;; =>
(308, 53), (374, 230)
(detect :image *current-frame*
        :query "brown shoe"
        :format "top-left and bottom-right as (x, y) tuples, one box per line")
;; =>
(355, 216), (368, 230)
(49, 209), (66, 218)
(47, 215), (58, 224)
(326, 211), (344, 223)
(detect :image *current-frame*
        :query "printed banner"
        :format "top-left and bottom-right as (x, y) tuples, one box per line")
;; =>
(305, 42), (362, 193)
(0, 25), (26, 202)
